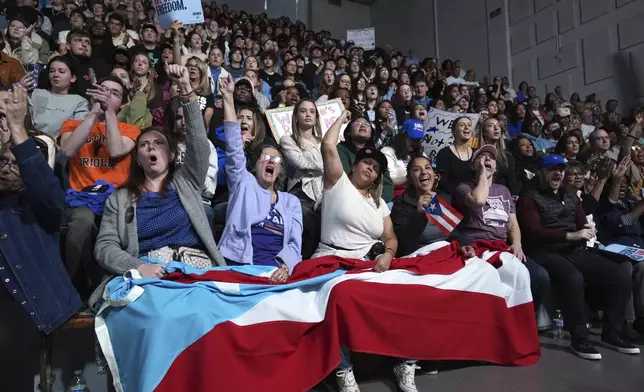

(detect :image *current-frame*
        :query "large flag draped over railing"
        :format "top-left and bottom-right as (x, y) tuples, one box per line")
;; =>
(95, 241), (540, 392)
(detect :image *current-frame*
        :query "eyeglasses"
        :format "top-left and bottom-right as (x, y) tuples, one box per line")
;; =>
(260, 154), (282, 164)
(0, 159), (18, 171)
(566, 171), (584, 178)
(106, 88), (123, 99)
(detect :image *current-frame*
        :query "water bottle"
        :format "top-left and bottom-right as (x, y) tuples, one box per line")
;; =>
(552, 309), (564, 339)
(68, 370), (90, 392)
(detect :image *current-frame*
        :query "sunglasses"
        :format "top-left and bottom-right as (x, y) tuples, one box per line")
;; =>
(260, 154), (282, 164)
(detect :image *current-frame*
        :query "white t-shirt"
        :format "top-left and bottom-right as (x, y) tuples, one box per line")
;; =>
(313, 172), (390, 259)
(381, 146), (407, 185)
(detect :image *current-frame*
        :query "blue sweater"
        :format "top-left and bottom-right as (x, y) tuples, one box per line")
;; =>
(218, 121), (303, 271)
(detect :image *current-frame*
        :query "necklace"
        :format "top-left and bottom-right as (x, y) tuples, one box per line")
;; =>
(452, 144), (471, 161)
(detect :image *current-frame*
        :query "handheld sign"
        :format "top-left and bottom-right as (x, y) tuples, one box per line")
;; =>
(347, 28), (376, 50)
(153, 0), (204, 29)
(265, 99), (346, 143)
(423, 108), (480, 160)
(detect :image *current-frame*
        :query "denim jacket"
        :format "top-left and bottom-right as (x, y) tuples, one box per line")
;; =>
(0, 138), (81, 334)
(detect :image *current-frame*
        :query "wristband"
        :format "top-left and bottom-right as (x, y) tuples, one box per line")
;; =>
(385, 247), (396, 256)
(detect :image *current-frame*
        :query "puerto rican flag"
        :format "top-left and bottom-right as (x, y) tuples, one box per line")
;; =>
(95, 241), (539, 392)
(425, 194), (463, 234)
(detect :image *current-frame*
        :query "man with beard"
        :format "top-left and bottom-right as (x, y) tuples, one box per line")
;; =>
(63, 28), (111, 99)
(0, 85), (80, 392)
(336, 114), (394, 203)
(517, 154), (638, 360)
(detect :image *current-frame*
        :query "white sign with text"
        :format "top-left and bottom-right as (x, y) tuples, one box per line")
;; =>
(423, 108), (480, 161)
(347, 28), (376, 50)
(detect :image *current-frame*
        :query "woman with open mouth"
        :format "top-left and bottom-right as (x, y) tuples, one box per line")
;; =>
(315, 109), (427, 392)
(218, 75), (303, 283)
(90, 63), (226, 312)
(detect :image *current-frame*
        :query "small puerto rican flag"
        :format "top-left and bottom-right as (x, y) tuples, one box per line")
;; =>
(425, 194), (463, 234)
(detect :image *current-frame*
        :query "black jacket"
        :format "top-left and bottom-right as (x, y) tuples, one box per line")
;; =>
(64, 52), (111, 99)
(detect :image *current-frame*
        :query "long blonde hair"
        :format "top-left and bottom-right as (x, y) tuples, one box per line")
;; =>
(186, 56), (212, 96)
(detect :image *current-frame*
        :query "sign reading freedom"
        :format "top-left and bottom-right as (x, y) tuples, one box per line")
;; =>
(154, 0), (204, 29)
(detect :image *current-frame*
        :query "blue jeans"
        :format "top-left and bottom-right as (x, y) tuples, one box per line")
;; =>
(338, 345), (416, 369)
(203, 202), (214, 229)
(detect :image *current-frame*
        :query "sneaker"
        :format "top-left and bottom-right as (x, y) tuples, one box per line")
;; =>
(634, 318), (644, 336)
(393, 362), (418, 392)
(571, 338), (602, 360)
(420, 362), (439, 375)
(623, 323), (644, 345)
(602, 334), (641, 355)
(336, 368), (360, 392)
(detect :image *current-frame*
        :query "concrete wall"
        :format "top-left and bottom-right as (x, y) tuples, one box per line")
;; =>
(310, 0), (372, 39)
(509, 0), (644, 107)
(227, 0), (308, 24)
(370, 0), (436, 59)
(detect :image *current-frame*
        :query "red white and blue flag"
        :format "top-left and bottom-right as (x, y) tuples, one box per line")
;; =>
(95, 242), (539, 392)
(425, 194), (463, 234)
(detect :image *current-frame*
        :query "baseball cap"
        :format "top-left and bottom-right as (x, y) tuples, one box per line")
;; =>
(114, 45), (130, 56)
(235, 77), (255, 95)
(140, 22), (157, 32)
(472, 144), (498, 162)
(401, 119), (425, 139)
(556, 107), (571, 117)
(538, 154), (568, 169)
(355, 146), (388, 175)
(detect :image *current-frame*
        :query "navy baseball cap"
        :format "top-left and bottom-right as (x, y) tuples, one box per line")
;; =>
(538, 154), (568, 169)
(401, 119), (425, 139)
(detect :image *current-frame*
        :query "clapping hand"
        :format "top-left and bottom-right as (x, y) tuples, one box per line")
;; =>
(5, 84), (29, 144)
(86, 83), (110, 115)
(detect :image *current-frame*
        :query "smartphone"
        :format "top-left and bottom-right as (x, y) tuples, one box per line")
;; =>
(26, 63), (40, 88)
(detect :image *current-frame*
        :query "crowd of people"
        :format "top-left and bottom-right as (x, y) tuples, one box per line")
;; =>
(1, 1), (644, 391)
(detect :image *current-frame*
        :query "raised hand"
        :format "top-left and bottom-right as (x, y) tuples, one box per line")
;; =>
(86, 83), (110, 114)
(164, 63), (190, 87)
(219, 74), (235, 100)
(19, 75), (36, 92)
(6, 85), (29, 144)
(6, 84), (29, 131)
(611, 155), (632, 181)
